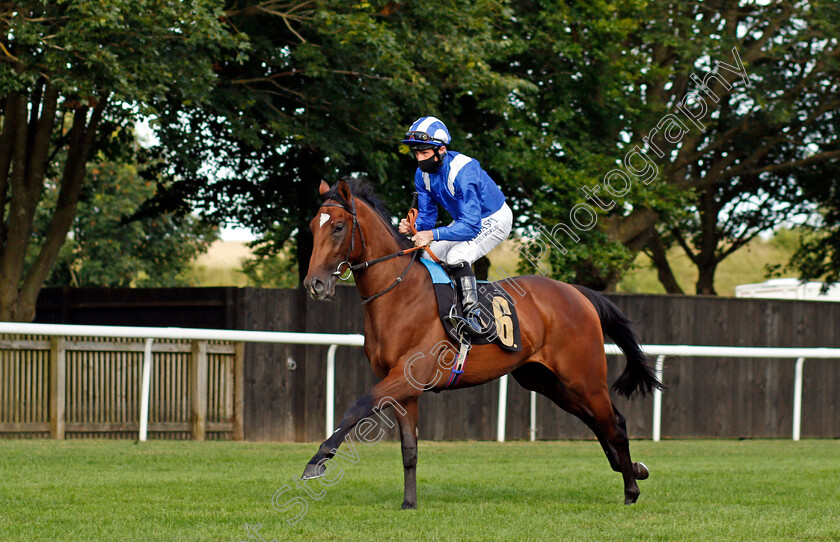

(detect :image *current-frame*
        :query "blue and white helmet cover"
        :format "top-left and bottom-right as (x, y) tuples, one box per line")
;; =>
(401, 116), (451, 146)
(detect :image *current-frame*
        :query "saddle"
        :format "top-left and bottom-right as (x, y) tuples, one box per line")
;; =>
(419, 258), (522, 352)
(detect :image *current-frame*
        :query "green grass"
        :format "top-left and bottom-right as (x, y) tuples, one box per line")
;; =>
(1, 439), (838, 541)
(617, 231), (801, 296)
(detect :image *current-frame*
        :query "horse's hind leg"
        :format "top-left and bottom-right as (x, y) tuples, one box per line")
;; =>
(582, 390), (642, 504)
(512, 364), (620, 470)
(614, 404), (648, 480)
(511, 363), (645, 504)
(569, 398), (649, 482)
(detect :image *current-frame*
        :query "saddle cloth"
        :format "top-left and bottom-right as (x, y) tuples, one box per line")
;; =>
(419, 258), (522, 351)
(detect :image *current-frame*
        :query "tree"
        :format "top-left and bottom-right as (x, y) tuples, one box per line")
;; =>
(38, 144), (218, 287)
(495, 0), (664, 288)
(638, 1), (840, 294)
(130, 0), (840, 297)
(505, 1), (840, 294)
(785, 167), (840, 287)
(143, 0), (526, 284)
(0, 0), (241, 320)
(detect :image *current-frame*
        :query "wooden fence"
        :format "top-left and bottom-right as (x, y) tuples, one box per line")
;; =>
(236, 288), (840, 441)
(0, 335), (242, 440)
(0, 286), (837, 441)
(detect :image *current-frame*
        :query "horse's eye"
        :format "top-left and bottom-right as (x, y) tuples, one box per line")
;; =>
(334, 223), (344, 232)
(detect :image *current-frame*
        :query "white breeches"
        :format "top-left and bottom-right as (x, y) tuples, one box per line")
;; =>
(422, 203), (513, 266)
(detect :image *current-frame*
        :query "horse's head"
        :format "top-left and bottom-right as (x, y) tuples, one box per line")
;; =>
(303, 179), (364, 300)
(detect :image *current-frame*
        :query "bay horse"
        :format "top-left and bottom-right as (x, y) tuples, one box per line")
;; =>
(302, 178), (662, 507)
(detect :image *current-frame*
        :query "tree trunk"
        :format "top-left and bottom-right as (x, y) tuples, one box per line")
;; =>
(0, 293), (38, 322)
(295, 147), (328, 285)
(20, 101), (106, 309)
(0, 92), (30, 317)
(695, 262), (718, 295)
(693, 179), (721, 296)
(603, 207), (659, 245)
(646, 228), (685, 294)
(0, 92), (106, 321)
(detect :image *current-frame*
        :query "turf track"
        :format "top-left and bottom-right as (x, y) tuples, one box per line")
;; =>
(1, 439), (838, 541)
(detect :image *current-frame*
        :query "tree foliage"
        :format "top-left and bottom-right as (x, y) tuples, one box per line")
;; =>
(498, 0), (662, 287)
(640, 0), (840, 294)
(140, 0), (840, 294)
(0, 0), (242, 320)
(143, 0), (526, 282)
(7, 0), (838, 301)
(39, 144), (217, 288)
(503, 1), (840, 293)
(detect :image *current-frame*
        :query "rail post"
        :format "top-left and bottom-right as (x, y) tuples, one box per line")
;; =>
(326, 344), (338, 438)
(497, 374), (508, 442)
(529, 391), (537, 442)
(139, 338), (154, 442)
(792, 357), (805, 441)
(191, 340), (208, 441)
(49, 337), (66, 440)
(652, 355), (665, 442)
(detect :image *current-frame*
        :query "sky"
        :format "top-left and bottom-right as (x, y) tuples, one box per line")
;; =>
(220, 225), (257, 242)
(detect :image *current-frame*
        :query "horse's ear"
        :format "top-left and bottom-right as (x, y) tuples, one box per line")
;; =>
(337, 178), (353, 202)
(318, 180), (330, 198)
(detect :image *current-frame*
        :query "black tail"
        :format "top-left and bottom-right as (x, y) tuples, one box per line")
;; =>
(574, 285), (664, 398)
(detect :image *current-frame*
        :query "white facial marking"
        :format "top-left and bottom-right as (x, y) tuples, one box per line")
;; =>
(319, 213), (330, 228)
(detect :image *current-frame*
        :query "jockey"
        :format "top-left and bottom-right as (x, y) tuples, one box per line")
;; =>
(397, 116), (513, 325)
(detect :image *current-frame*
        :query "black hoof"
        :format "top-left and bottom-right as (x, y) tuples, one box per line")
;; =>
(634, 462), (649, 480)
(624, 490), (640, 505)
(301, 462), (326, 480)
(401, 501), (417, 510)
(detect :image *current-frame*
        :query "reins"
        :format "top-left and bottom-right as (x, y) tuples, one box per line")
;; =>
(320, 194), (440, 305)
(357, 251), (419, 305)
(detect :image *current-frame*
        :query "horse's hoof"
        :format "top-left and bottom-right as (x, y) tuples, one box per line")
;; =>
(401, 501), (417, 510)
(624, 492), (640, 505)
(301, 462), (326, 480)
(634, 461), (649, 480)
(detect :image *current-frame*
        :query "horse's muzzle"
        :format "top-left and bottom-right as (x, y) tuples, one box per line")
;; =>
(303, 274), (335, 300)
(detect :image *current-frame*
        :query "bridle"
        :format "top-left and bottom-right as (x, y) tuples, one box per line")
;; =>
(319, 198), (424, 305)
(320, 198), (365, 280)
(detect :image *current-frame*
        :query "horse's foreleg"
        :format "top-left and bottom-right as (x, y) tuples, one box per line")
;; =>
(302, 373), (420, 480)
(301, 391), (375, 479)
(395, 397), (419, 509)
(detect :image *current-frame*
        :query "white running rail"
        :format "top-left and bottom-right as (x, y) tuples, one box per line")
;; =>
(0, 322), (363, 441)
(518, 344), (840, 443)
(1, 323), (837, 442)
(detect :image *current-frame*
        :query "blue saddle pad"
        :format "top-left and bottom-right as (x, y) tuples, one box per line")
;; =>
(417, 257), (522, 351)
(419, 258), (453, 286)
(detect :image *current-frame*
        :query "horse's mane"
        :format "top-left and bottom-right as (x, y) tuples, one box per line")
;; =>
(324, 177), (413, 249)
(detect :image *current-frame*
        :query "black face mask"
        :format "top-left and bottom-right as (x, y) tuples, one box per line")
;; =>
(417, 153), (441, 173)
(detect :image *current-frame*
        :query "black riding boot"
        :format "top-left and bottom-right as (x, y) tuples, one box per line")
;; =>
(458, 275), (479, 317)
(449, 264), (483, 330)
